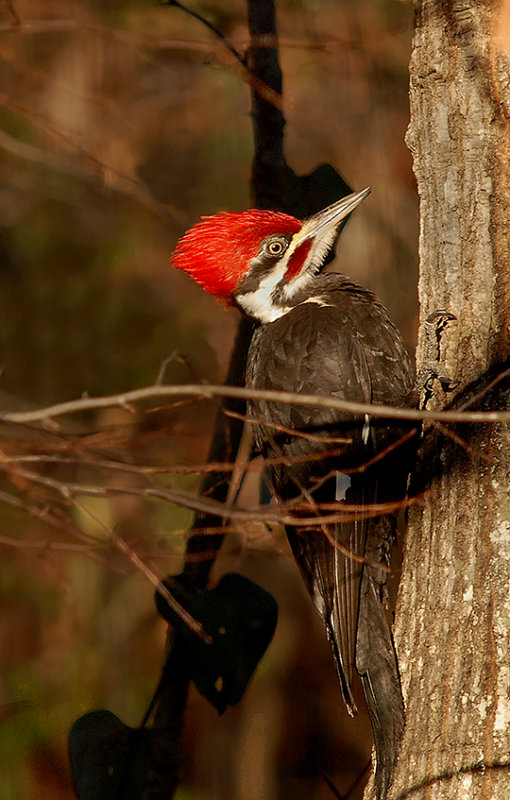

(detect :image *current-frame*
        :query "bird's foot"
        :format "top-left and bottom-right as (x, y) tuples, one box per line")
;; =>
(414, 310), (459, 408)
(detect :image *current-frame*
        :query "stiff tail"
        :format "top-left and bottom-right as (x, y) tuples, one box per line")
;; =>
(357, 571), (404, 799)
(355, 514), (405, 799)
(289, 511), (404, 800)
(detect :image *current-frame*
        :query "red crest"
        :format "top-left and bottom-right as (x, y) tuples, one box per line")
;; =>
(171, 210), (302, 298)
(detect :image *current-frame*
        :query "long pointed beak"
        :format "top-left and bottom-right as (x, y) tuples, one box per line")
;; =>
(299, 187), (371, 243)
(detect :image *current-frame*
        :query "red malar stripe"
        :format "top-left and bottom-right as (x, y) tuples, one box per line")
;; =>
(284, 240), (312, 281)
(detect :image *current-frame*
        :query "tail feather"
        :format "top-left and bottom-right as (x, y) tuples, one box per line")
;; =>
(288, 506), (404, 800)
(357, 572), (405, 799)
(287, 512), (366, 718)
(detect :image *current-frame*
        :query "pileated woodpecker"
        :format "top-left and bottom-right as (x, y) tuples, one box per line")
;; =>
(171, 189), (415, 798)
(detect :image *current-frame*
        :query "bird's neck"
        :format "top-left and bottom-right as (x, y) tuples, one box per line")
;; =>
(233, 268), (329, 323)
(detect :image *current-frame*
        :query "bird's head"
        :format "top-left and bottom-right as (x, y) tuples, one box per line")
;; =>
(171, 188), (370, 323)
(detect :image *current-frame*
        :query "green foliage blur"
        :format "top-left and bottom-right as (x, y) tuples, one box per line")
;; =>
(0, 1), (417, 798)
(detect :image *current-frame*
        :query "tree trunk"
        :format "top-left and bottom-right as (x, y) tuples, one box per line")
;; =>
(388, 3), (510, 799)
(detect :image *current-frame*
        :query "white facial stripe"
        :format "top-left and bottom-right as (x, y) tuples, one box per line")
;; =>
(238, 292), (291, 322)
(236, 220), (340, 321)
(236, 264), (291, 322)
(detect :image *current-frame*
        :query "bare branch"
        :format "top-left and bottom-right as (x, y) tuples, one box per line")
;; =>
(4, 448), (348, 476)
(0, 454), (420, 530)
(2, 379), (510, 426)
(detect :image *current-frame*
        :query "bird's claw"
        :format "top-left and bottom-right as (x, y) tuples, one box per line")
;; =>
(425, 309), (457, 324)
(415, 310), (458, 407)
(424, 309), (457, 349)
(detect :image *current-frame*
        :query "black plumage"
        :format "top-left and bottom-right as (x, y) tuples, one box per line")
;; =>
(246, 272), (415, 799)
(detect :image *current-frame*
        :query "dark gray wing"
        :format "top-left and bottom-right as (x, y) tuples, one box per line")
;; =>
(246, 277), (414, 796)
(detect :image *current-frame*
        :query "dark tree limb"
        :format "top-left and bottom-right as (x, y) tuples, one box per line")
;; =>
(142, 0), (357, 795)
(247, 0), (297, 211)
(142, 2), (294, 798)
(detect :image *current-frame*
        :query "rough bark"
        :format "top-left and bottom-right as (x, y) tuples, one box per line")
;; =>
(388, 3), (510, 799)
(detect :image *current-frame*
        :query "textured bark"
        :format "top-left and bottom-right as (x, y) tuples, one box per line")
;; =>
(387, 3), (510, 799)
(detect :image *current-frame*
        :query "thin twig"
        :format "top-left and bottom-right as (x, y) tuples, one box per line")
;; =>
(4, 447), (348, 475)
(72, 498), (212, 643)
(163, 0), (282, 111)
(2, 380), (510, 425)
(0, 455), (416, 528)
(163, 0), (247, 65)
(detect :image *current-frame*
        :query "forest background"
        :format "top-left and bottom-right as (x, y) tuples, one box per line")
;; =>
(0, 1), (417, 798)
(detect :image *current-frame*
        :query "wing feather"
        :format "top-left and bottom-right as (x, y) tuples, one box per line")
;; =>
(246, 275), (413, 716)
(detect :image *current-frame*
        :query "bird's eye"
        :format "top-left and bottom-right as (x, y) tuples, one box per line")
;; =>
(267, 240), (285, 256)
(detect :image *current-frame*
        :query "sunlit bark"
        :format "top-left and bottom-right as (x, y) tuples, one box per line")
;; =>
(388, 3), (510, 799)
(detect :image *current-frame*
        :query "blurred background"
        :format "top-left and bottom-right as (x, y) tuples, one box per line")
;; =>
(0, 1), (417, 798)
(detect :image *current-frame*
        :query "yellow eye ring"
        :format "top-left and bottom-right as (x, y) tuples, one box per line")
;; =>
(267, 241), (284, 255)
